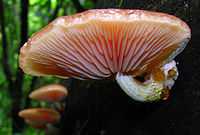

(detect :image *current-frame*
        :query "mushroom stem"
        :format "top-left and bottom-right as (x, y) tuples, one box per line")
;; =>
(116, 73), (164, 102)
(116, 61), (179, 102)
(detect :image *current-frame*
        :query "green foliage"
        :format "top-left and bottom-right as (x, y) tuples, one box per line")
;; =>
(0, 89), (12, 135)
(81, 0), (95, 9)
(22, 127), (44, 135)
(0, 0), (94, 134)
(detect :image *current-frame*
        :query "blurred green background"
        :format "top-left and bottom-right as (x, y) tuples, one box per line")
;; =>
(0, 0), (94, 134)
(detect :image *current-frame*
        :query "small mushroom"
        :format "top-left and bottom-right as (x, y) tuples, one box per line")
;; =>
(19, 9), (191, 102)
(18, 108), (60, 124)
(29, 84), (68, 102)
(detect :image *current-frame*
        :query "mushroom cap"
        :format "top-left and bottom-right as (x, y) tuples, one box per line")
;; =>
(29, 84), (68, 102)
(18, 108), (60, 123)
(19, 9), (191, 79)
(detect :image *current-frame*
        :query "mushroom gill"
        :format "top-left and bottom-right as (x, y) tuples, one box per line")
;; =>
(19, 9), (191, 102)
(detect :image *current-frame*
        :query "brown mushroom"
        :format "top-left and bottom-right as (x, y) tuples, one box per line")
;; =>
(29, 84), (68, 102)
(19, 9), (191, 102)
(18, 108), (60, 124)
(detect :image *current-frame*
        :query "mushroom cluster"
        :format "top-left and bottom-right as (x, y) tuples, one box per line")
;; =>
(19, 84), (67, 132)
(19, 9), (191, 102)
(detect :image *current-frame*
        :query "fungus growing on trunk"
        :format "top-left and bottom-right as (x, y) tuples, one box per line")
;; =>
(29, 84), (68, 102)
(19, 9), (191, 102)
(18, 108), (60, 124)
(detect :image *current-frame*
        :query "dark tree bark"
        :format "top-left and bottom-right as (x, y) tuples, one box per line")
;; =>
(24, 77), (38, 108)
(11, 0), (29, 133)
(72, 0), (85, 12)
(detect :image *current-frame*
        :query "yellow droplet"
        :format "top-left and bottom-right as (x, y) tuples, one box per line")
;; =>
(168, 68), (177, 78)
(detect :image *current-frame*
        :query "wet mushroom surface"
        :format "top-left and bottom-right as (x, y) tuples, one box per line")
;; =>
(19, 9), (191, 102)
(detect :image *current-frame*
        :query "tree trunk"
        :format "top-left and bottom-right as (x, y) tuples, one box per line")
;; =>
(11, 0), (29, 133)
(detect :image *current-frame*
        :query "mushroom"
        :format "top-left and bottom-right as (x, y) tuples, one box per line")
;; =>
(18, 108), (60, 124)
(19, 9), (191, 102)
(29, 84), (68, 102)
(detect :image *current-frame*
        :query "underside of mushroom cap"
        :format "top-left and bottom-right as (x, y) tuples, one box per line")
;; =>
(19, 9), (191, 79)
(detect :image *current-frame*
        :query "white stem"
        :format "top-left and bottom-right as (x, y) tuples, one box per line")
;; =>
(116, 61), (178, 102)
(116, 73), (164, 102)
